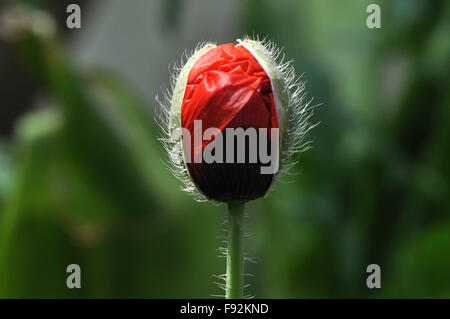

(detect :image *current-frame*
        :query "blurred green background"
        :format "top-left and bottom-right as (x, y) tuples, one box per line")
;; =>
(0, 0), (449, 298)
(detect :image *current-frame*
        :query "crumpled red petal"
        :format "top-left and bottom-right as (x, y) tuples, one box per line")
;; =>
(180, 43), (278, 201)
(181, 43), (278, 162)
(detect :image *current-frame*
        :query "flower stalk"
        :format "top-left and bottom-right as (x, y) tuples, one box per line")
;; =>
(226, 201), (245, 299)
(158, 37), (316, 298)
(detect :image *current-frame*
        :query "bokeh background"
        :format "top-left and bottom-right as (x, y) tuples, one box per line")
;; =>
(0, 0), (449, 298)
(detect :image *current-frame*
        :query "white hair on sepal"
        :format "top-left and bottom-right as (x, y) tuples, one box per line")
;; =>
(238, 35), (319, 193)
(155, 42), (217, 202)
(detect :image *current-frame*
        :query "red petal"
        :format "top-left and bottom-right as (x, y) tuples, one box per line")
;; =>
(181, 43), (278, 163)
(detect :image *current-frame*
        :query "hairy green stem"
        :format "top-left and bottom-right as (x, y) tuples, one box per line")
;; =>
(226, 201), (245, 299)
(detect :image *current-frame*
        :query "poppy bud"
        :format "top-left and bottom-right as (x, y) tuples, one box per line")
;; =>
(159, 37), (315, 202)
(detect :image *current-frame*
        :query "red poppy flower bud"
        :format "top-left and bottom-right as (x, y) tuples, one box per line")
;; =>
(159, 37), (315, 203)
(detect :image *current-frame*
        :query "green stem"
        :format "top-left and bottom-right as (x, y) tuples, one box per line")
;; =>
(226, 201), (245, 299)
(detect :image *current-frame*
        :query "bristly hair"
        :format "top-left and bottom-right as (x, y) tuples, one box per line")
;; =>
(156, 36), (318, 201)
(237, 35), (319, 193)
(156, 42), (215, 202)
